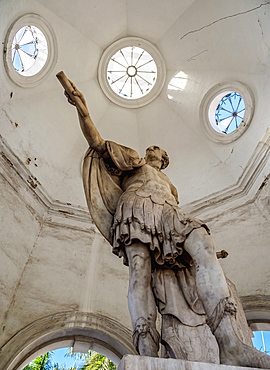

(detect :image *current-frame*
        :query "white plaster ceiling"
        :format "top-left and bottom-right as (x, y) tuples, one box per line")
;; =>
(1, 2), (270, 364)
(1, 0), (270, 211)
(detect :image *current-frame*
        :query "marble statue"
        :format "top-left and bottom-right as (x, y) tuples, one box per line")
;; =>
(57, 71), (270, 368)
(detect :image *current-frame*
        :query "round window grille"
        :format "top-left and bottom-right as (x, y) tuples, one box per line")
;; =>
(4, 14), (57, 87)
(211, 91), (245, 134)
(98, 37), (166, 108)
(107, 46), (157, 99)
(200, 82), (254, 143)
(11, 25), (47, 75)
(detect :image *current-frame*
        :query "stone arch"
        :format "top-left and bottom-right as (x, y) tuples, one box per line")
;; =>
(242, 295), (270, 331)
(0, 311), (135, 370)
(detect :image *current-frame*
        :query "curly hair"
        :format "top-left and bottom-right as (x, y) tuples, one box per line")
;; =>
(145, 146), (170, 170)
(161, 149), (169, 169)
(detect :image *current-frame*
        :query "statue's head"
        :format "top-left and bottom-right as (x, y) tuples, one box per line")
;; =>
(133, 316), (159, 352)
(145, 145), (169, 170)
(134, 317), (150, 338)
(135, 317), (149, 336)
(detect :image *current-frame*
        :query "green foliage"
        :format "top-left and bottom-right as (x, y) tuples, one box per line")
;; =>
(46, 366), (78, 370)
(22, 352), (79, 370)
(22, 348), (116, 370)
(52, 365), (79, 370)
(80, 350), (116, 370)
(23, 353), (52, 370)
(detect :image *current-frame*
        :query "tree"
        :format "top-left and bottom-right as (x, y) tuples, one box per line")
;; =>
(23, 353), (52, 370)
(65, 349), (116, 370)
(78, 351), (116, 370)
(23, 348), (116, 370)
(22, 352), (79, 370)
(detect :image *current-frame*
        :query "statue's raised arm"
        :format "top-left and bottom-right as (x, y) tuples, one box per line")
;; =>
(56, 71), (106, 153)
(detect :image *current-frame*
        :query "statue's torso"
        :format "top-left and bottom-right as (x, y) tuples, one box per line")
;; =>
(121, 164), (177, 206)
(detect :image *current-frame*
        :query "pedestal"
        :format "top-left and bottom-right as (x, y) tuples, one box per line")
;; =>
(117, 355), (262, 370)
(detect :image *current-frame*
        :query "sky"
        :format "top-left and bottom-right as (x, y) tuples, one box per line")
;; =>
(49, 348), (85, 368)
(252, 331), (270, 354)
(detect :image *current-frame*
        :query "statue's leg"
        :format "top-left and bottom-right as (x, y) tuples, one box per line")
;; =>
(125, 241), (160, 357)
(184, 228), (270, 368)
(184, 227), (229, 313)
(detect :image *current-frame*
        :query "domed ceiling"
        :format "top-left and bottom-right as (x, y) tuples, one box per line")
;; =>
(1, 1), (270, 366)
(1, 0), (270, 218)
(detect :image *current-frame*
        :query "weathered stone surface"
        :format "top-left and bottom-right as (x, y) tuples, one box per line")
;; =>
(117, 355), (262, 370)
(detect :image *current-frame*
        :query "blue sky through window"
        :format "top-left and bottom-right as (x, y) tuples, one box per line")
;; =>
(215, 92), (245, 134)
(252, 331), (270, 354)
(11, 26), (38, 72)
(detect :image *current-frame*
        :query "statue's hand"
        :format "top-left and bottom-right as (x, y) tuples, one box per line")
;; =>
(57, 71), (89, 118)
(64, 80), (87, 108)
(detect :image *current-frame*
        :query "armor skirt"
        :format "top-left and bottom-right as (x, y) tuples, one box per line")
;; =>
(111, 191), (209, 269)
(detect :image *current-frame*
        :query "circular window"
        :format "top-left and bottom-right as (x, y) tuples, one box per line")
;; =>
(98, 37), (166, 108)
(212, 92), (245, 134)
(107, 46), (157, 99)
(200, 82), (254, 143)
(11, 25), (47, 76)
(4, 14), (57, 87)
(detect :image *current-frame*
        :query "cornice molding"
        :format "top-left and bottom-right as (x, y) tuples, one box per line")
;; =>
(1, 128), (270, 229)
(183, 127), (270, 220)
(242, 295), (270, 314)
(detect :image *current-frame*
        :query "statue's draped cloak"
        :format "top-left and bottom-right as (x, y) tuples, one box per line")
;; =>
(82, 141), (145, 244)
(82, 140), (207, 326)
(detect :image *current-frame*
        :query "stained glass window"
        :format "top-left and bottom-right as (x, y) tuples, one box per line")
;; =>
(107, 46), (157, 99)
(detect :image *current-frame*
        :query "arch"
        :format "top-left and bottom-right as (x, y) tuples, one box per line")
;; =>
(0, 311), (135, 370)
(242, 295), (270, 331)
